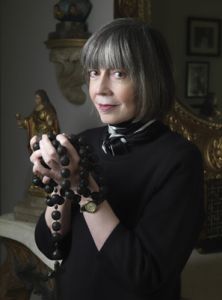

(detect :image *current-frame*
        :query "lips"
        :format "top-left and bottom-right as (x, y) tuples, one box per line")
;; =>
(97, 103), (118, 112)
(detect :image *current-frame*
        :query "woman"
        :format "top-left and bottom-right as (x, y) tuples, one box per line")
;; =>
(30, 18), (204, 300)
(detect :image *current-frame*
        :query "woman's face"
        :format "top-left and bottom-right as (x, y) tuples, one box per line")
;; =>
(89, 68), (137, 124)
(35, 94), (42, 105)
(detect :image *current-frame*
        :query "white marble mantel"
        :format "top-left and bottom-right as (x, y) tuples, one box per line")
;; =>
(0, 213), (54, 270)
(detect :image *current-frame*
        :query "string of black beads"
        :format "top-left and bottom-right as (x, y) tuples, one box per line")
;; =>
(68, 134), (107, 205)
(31, 132), (106, 277)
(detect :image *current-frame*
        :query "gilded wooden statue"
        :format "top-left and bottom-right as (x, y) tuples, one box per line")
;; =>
(16, 89), (60, 152)
(15, 90), (60, 222)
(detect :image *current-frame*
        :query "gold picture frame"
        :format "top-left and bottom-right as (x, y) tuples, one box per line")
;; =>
(114, 0), (151, 23)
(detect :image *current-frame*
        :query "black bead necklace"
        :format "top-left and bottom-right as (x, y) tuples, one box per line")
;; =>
(32, 133), (106, 278)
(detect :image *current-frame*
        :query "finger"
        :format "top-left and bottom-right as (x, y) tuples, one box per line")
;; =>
(32, 165), (41, 177)
(30, 148), (54, 172)
(56, 134), (80, 163)
(40, 135), (59, 168)
(33, 158), (61, 184)
(30, 135), (39, 151)
(30, 149), (43, 163)
(42, 176), (51, 184)
(33, 161), (51, 178)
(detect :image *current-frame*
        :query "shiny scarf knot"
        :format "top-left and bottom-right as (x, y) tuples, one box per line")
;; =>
(102, 119), (156, 156)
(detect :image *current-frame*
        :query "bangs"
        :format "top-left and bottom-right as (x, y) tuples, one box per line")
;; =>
(81, 32), (133, 75)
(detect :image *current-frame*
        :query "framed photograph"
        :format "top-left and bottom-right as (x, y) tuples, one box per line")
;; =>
(186, 62), (209, 98)
(114, 0), (151, 23)
(187, 17), (221, 56)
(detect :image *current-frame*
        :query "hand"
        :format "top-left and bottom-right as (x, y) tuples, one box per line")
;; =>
(30, 134), (80, 187)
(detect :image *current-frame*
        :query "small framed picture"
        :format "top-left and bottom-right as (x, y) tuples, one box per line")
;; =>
(187, 17), (221, 56)
(186, 62), (209, 98)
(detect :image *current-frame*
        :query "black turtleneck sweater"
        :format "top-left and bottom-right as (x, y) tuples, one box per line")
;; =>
(35, 121), (205, 300)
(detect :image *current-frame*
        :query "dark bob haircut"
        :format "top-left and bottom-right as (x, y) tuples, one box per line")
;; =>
(81, 18), (175, 121)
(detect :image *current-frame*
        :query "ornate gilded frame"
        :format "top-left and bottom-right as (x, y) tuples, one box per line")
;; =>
(114, 0), (151, 23)
(165, 101), (222, 252)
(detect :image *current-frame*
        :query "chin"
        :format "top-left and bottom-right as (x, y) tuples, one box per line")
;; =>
(99, 115), (131, 125)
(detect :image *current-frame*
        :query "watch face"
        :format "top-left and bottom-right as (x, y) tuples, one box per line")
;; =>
(85, 201), (97, 213)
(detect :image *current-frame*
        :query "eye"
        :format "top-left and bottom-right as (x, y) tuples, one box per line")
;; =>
(112, 70), (127, 79)
(88, 69), (99, 78)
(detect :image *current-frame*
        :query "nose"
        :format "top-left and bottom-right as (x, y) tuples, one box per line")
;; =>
(95, 72), (112, 95)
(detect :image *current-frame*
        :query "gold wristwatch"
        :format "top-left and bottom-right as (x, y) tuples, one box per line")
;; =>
(80, 201), (98, 213)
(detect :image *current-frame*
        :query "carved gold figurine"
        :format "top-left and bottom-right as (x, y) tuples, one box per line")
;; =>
(16, 90), (60, 154)
(15, 90), (61, 218)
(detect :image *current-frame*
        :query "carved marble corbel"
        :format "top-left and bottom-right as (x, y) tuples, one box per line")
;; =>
(45, 39), (87, 105)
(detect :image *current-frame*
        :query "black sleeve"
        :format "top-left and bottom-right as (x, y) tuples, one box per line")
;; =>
(98, 146), (205, 295)
(35, 211), (72, 260)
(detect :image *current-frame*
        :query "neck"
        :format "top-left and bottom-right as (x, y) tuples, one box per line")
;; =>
(108, 118), (144, 129)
